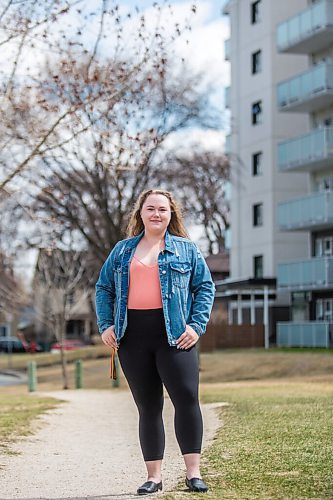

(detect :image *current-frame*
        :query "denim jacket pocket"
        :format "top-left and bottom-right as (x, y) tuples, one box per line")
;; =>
(170, 261), (192, 289)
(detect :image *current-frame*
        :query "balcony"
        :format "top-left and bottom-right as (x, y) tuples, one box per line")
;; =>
(225, 86), (230, 109)
(278, 127), (333, 173)
(277, 64), (333, 112)
(277, 0), (333, 54)
(278, 191), (333, 231)
(278, 257), (333, 291)
(224, 38), (230, 61)
(277, 322), (331, 348)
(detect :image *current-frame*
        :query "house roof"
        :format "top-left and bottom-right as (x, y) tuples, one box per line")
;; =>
(205, 252), (230, 273)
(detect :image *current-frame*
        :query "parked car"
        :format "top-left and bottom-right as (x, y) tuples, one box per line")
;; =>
(0, 336), (26, 353)
(50, 339), (87, 352)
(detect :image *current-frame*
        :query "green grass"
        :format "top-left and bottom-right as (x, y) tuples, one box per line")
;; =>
(2, 349), (333, 497)
(0, 344), (109, 371)
(0, 393), (62, 454)
(199, 349), (333, 383)
(164, 378), (333, 499)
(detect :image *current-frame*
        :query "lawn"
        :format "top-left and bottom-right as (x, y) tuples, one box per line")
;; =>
(0, 344), (109, 371)
(163, 377), (333, 499)
(1, 349), (333, 497)
(0, 391), (62, 454)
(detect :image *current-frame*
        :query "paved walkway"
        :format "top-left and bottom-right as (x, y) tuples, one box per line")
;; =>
(0, 390), (223, 499)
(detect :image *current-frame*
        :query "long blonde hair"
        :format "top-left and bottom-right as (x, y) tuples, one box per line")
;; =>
(126, 189), (189, 238)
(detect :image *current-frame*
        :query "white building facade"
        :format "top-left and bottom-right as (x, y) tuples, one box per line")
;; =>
(221, 0), (313, 346)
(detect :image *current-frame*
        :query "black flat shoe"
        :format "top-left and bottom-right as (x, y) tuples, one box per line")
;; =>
(185, 477), (209, 493)
(137, 480), (162, 495)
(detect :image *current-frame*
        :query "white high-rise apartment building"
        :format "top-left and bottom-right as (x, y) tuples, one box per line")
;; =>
(221, 0), (312, 346)
(275, 0), (333, 347)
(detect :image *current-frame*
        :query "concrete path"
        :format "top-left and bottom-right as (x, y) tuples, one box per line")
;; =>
(0, 390), (223, 499)
(0, 370), (27, 386)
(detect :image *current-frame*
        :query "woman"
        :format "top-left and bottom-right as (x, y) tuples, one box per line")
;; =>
(95, 189), (215, 495)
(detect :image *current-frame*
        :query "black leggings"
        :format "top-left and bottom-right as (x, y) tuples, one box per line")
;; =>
(118, 308), (203, 461)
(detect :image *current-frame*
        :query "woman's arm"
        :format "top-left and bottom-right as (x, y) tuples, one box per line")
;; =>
(95, 243), (120, 334)
(188, 244), (215, 336)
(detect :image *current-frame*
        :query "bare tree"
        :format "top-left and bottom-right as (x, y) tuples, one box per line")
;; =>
(0, 252), (26, 318)
(33, 248), (96, 389)
(23, 63), (220, 262)
(163, 148), (230, 254)
(0, 1), (196, 193)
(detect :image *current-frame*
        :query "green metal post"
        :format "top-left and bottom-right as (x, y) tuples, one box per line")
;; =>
(75, 359), (83, 389)
(112, 356), (120, 388)
(28, 361), (37, 392)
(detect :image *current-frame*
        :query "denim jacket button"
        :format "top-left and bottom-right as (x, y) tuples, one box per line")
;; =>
(162, 270), (166, 274)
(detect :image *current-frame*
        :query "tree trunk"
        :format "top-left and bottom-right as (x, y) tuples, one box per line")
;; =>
(57, 317), (69, 390)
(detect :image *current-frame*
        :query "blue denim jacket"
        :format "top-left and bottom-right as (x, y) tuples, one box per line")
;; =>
(95, 230), (215, 346)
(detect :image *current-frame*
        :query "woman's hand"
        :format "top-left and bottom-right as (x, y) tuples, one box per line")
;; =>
(101, 325), (117, 350)
(176, 325), (199, 350)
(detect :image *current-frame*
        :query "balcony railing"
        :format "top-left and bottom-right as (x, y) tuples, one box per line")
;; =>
(277, 0), (333, 54)
(225, 86), (230, 109)
(224, 38), (230, 61)
(277, 322), (331, 347)
(278, 127), (333, 172)
(278, 191), (333, 231)
(277, 64), (333, 112)
(278, 257), (333, 290)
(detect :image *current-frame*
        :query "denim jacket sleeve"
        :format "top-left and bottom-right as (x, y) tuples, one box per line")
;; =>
(188, 244), (215, 336)
(95, 242), (120, 334)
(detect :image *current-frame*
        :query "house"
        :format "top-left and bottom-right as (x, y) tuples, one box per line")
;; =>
(32, 249), (98, 349)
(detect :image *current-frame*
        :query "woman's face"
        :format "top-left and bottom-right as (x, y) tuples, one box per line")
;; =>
(140, 193), (172, 235)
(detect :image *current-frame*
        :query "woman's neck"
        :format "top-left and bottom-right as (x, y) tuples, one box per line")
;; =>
(142, 230), (166, 247)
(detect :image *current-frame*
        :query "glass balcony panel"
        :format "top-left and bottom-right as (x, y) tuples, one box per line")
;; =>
(328, 65), (333, 88)
(277, 22), (288, 48)
(313, 65), (326, 92)
(289, 78), (300, 102)
(277, 0), (333, 53)
(289, 16), (300, 44)
(277, 127), (333, 171)
(300, 9), (312, 35)
(279, 82), (290, 107)
(313, 1), (326, 28)
(277, 322), (330, 347)
(278, 257), (333, 289)
(328, 259), (333, 283)
(277, 64), (333, 110)
(302, 133), (311, 160)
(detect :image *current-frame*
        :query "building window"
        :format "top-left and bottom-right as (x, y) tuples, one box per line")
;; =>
(252, 50), (262, 74)
(253, 255), (263, 278)
(0, 325), (8, 336)
(252, 100), (262, 125)
(251, 1), (261, 24)
(252, 152), (263, 176)
(316, 175), (333, 191)
(316, 299), (333, 321)
(315, 236), (333, 257)
(253, 203), (263, 226)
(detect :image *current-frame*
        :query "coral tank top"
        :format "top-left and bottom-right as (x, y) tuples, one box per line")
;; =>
(127, 256), (163, 309)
